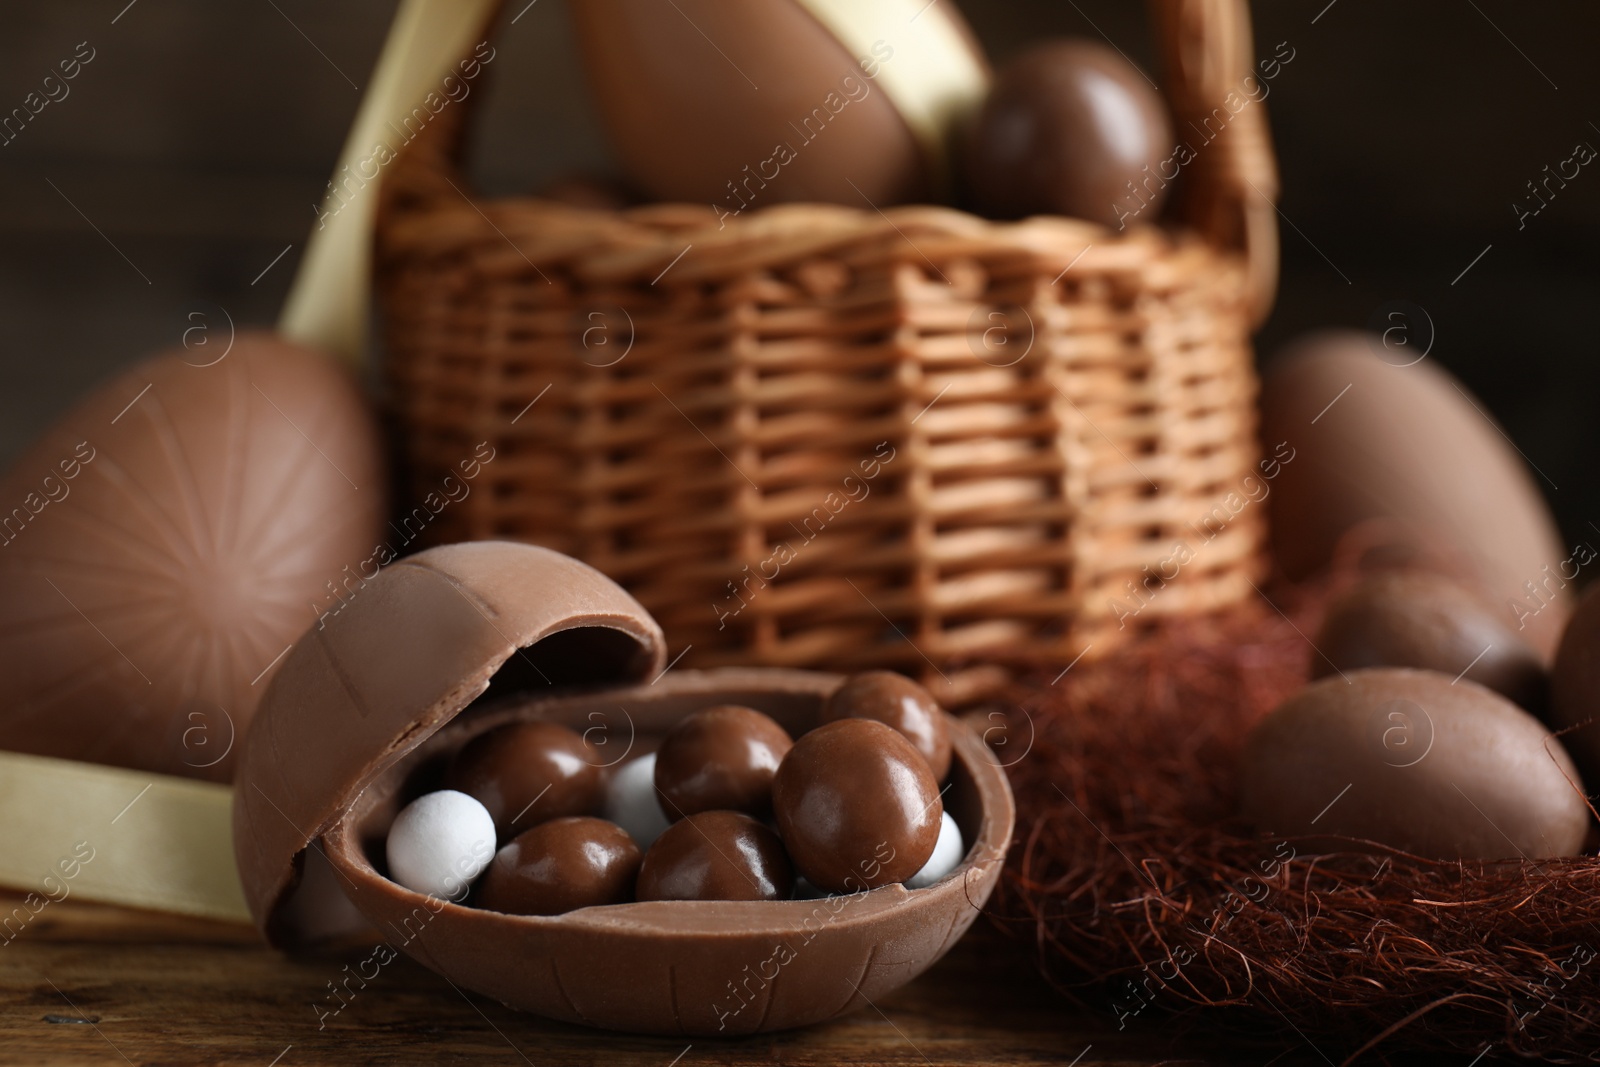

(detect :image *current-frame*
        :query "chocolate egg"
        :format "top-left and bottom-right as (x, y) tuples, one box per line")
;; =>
(476, 817), (642, 917)
(1548, 583), (1600, 786)
(821, 671), (951, 780)
(635, 810), (793, 902)
(0, 334), (385, 780)
(963, 39), (1173, 227)
(1314, 571), (1546, 709)
(444, 721), (603, 837)
(1239, 669), (1587, 860)
(569, 0), (989, 208)
(1262, 331), (1569, 660)
(653, 705), (792, 820)
(773, 717), (941, 892)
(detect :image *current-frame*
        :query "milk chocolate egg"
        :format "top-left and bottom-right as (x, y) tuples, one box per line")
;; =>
(444, 721), (603, 837)
(773, 717), (941, 892)
(653, 705), (791, 820)
(0, 334), (385, 780)
(1314, 571), (1546, 709)
(1262, 331), (1568, 660)
(822, 671), (951, 780)
(635, 810), (792, 903)
(1240, 669), (1587, 860)
(1548, 583), (1600, 786)
(476, 817), (641, 917)
(569, 0), (989, 208)
(963, 40), (1173, 227)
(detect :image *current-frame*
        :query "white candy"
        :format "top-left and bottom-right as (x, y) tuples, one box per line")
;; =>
(385, 789), (496, 901)
(905, 811), (964, 890)
(603, 752), (671, 849)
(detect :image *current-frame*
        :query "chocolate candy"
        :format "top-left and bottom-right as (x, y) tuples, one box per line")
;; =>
(963, 39), (1172, 227)
(602, 751), (671, 849)
(773, 718), (942, 893)
(1314, 570), (1546, 709)
(1240, 669), (1587, 860)
(444, 721), (603, 837)
(636, 810), (793, 903)
(476, 816), (641, 916)
(821, 671), (951, 780)
(905, 811), (964, 891)
(385, 789), (496, 901)
(653, 705), (792, 820)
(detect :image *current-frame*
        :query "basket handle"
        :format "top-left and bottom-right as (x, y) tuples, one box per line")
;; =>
(279, 0), (500, 368)
(1150, 0), (1280, 323)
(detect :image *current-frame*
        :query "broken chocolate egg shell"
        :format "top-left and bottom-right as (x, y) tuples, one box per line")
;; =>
(235, 541), (1012, 1036)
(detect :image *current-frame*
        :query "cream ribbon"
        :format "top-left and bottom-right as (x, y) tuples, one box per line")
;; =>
(0, 751), (248, 924)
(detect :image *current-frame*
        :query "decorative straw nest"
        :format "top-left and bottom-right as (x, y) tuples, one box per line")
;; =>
(991, 564), (1600, 1064)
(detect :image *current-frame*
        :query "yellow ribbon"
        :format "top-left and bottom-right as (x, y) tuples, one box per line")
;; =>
(0, 751), (249, 925)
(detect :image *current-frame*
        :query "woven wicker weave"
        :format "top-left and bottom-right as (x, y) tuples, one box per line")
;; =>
(378, 0), (1279, 702)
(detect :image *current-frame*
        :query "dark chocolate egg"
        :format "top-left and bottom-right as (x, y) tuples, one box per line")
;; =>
(635, 810), (792, 902)
(1549, 583), (1600, 786)
(821, 671), (951, 780)
(444, 721), (603, 837)
(1262, 331), (1569, 661)
(0, 334), (386, 781)
(1240, 669), (1586, 860)
(1314, 570), (1546, 709)
(773, 717), (941, 893)
(963, 39), (1173, 227)
(653, 705), (792, 820)
(476, 817), (641, 916)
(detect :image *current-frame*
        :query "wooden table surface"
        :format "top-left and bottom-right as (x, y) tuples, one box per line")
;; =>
(0, 890), (1343, 1067)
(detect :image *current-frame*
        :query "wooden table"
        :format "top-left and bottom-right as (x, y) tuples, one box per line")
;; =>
(0, 891), (1342, 1066)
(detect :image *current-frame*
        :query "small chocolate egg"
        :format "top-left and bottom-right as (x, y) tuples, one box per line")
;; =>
(905, 810), (965, 890)
(635, 810), (793, 903)
(1239, 669), (1587, 860)
(444, 722), (603, 837)
(1262, 331), (1569, 660)
(602, 751), (672, 849)
(1549, 583), (1600, 786)
(963, 39), (1173, 227)
(773, 718), (942, 893)
(1314, 571), (1546, 709)
(653, 705), (792, 820)
(385, 790), (496, 902)
(822, 671), (951, 780)
(476, 816), (641, 917)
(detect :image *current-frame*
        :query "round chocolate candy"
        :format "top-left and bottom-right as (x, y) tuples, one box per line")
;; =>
(653, 705), (792, 821)
(443, 721), (603, 837)
(1314, 570), (1546, 709)
(635, 810), (793, 903)
(821, 671), (952, 780)
(773, 718), (942, 894)
(476, 816), (641, 916)
(385, 789), (496, 902)
(962, 39), (1173, 228)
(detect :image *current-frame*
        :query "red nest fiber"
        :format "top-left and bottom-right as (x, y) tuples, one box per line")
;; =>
(990, 577), (1600, 1064)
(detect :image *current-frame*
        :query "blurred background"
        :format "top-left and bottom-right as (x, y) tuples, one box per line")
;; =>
(3, 0), (1596, 545)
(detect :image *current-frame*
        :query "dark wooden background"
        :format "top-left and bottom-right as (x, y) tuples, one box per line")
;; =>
(0, 5), (1596, 1062)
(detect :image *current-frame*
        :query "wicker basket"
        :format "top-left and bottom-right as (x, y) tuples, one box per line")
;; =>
(377, 0), (1279, 702)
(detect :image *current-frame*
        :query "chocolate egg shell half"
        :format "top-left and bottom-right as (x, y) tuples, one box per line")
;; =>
(0, 333), (387, 780)
(1313, 570), (1546, 710)
(636, 810), (792, 902)
(1239, 668), (1587, 860)
(312, 672), (1010, 1036)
